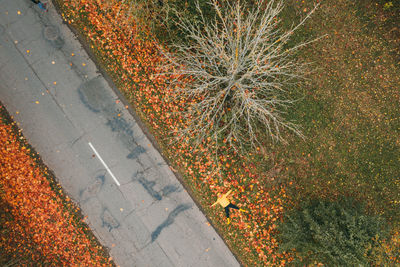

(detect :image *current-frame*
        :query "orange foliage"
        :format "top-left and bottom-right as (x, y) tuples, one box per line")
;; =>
(0, 105), (112, 266)
(59, 0), (293, 264)
(59, 0), (399, 265)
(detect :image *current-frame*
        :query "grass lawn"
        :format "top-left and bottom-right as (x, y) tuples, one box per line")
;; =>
(55, 0), (400, 265)
(277, 0), (399, 221)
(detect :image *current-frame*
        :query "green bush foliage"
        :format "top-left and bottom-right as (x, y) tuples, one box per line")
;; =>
(278, 198), (389, 265)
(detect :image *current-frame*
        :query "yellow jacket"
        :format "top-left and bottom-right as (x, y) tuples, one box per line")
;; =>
(211, 190), (232, 208)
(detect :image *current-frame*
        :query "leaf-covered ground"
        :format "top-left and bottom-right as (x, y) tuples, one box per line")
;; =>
(55, 0), (400, 265)
(0, 103), (114, 266)
(279, 0), (400, 220)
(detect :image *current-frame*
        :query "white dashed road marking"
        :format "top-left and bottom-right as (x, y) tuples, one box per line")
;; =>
(88, 142), (121, 186)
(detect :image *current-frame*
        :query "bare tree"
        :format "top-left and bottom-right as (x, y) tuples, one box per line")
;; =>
(159, 0), (320, 151)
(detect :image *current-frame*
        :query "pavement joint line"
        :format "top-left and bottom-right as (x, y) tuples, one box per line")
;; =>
(88, 142), (121, 186)
(3, 28), (78, 128)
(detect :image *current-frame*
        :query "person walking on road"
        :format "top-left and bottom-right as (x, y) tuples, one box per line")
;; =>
(211, 190), (246, 225)
(30, 0), (48, 11)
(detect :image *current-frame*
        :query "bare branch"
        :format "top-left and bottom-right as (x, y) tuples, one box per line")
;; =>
(159, 0), (319, 152)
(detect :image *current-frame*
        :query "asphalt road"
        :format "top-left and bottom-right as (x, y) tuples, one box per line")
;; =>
(0, 1), (239, 266)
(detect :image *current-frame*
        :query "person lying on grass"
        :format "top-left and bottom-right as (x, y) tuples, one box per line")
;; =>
(211, 190), (247, 225)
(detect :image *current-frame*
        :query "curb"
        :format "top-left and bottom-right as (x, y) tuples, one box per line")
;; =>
(49, 1), (243, 266)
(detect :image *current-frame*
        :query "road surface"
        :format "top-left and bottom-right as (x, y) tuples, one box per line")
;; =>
(0, 1), (240, 266)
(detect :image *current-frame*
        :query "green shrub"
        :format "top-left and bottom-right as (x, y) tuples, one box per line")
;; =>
(278, 198), (389, 265)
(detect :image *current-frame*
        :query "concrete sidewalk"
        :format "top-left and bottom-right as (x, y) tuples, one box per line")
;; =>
(0, 1), (239, 266)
